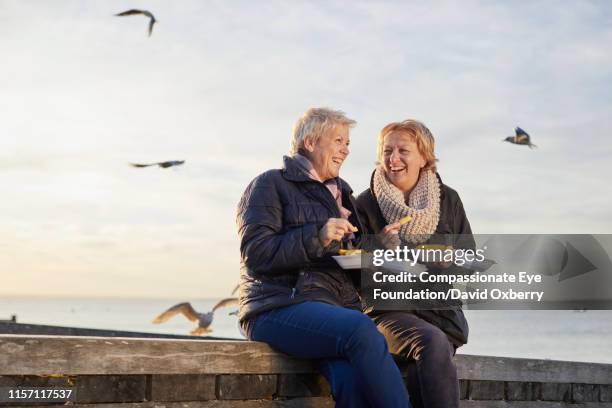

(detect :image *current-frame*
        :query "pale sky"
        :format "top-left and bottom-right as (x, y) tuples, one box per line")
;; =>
(2, 0), (611, 298)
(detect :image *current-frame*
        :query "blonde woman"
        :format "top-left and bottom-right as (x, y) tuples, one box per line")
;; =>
(356, 119), (474, 408)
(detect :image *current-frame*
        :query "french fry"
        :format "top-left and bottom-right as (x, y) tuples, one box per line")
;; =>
(338, 249), (364, 256)
(398, 215), (412, 225)
(416, 244), (450, 251)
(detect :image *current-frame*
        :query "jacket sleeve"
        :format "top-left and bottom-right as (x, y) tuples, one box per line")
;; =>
(237, 172), (325, 275)
(354, 190), (393, 251)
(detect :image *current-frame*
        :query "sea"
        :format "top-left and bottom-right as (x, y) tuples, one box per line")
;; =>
(1, 297), (611, 364)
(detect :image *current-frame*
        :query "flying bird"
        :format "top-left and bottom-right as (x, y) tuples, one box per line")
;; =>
(152, 298), (239, 335)
(130, 160), (185, 168)
(115, 9), (157, 37)
(503, 127), (537, 149)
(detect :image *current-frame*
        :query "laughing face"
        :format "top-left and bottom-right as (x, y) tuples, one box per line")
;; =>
(304, 125), (350, 181)
(382, 131), (426, 193)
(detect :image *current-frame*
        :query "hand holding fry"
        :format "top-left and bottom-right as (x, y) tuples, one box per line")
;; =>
(378, 221), (401, 249)
(425, 245), (454, 269)
(318, 218), (358, 248)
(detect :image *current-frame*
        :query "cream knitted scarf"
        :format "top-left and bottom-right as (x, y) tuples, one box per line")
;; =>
(372, 166), (441, 244)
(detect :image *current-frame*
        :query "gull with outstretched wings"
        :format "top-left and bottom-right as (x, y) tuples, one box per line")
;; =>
(152, 298), (239, 335)
(503, 127), (537, 149)
(115, 9), (157, 37)
(130, 160), (185, 169)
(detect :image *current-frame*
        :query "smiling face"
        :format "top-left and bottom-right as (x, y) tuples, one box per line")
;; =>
(382, 131), (426, 193)
(303, 125), (350, 180)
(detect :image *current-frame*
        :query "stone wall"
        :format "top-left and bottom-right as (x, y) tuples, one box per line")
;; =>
(1, 335), (611, 407)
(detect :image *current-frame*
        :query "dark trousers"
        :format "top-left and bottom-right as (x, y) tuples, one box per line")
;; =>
(250, 301), (411, 408)
(373, 312), (459, 408)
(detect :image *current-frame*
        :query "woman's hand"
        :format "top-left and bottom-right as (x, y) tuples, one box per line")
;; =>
(379, 222), (401, 249)
(318, 218), (358, 248)
(428, 245), (454, 269)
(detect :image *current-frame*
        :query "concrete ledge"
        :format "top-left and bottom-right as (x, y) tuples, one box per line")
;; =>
(0, 335), (312, 375)
(17, 401), (612, 408)
(460, 402), (612, 408)
(2, 335), (611, 384)
(455, 355), (612, 385)
(2, 335), (612, 407)
(19, 400), (335, 408)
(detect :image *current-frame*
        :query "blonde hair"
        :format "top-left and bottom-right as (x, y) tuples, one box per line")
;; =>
(290, 107), (356, 155)
(377, 119), (437, 172)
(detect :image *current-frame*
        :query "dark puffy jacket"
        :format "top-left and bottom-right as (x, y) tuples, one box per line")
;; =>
(236, 156), (364, 323)
(355, 171), (475, 347)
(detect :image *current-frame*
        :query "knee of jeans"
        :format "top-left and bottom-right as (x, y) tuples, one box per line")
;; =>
(344, 315), (387, 355)
(321, 360), (357, 392)
(421, 326), (453, 357)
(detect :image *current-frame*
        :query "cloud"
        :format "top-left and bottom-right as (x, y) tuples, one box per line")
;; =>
(1, 0), (611, 297)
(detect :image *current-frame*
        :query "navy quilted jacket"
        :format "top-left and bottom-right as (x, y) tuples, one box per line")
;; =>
(236, 156), (364, 322)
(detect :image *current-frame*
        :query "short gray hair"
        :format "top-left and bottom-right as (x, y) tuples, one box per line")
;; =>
(290, 107), (356, 155)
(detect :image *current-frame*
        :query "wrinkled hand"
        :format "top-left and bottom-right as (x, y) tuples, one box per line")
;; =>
(428, 245), (454, 269)
(378, 222), (401, 249)
(318, 218), (358, 248)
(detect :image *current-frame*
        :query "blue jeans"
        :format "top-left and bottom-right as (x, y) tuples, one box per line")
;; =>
(249, 301), (411, 408)
(373, 312), (459, 408)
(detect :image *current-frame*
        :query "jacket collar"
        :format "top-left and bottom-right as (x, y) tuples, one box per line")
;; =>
(282, 155), (353, 194)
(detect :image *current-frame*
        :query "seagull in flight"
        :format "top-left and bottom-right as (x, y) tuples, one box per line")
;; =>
(152, 298), (239, 336)
(115, 9), (157, 37)
(130, 160), (185, 169)
(503, 127), (537, 149)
